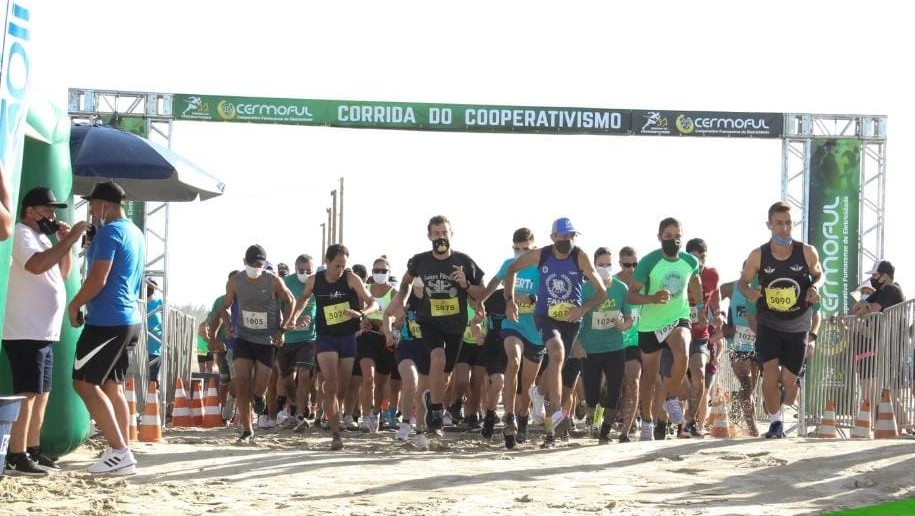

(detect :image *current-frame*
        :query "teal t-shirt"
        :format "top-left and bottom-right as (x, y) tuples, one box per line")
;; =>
(496, 257), (543, 346)
(578, 278), (631, 353)
(634, 249), (699, 332)
(283, 274), (317, 343)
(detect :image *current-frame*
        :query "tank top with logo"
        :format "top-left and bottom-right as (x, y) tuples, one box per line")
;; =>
(535, 245), (583, 321)
(757, 242), (812, 332)
(313, 271), (361, 336)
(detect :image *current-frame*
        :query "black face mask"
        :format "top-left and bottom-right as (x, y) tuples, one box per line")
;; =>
(555, 240), (572, 254)
(661, 238), (681, 256)
(870, 277), (882, 290)
(432, 238), (450, 254)
(36, 217), (60, 236)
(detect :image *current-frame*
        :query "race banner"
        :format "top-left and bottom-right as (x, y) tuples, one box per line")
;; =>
(807, 138), (860, 316)
(631, 110), (783, 138)
(174, 94), (631, 135)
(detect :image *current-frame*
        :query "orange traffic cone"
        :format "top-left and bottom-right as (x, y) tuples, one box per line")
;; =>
(201, 377), (224, 428)
(171, 377), (194, 427)
(875, 389), (899, 439)
(190, 379), (205, 427)
(125, 377), (139, 441)
(851, 399), (872, 439)
(816, 400), (837, 438)
(138, 381), (163, 442)
(710, 392), (731, 438)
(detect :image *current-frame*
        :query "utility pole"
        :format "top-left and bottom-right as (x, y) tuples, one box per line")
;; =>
(320, 222), (326, 257)
(326, 208), (333, 246)
(338, 177), (344, 244)
(331, 189), (338, 243)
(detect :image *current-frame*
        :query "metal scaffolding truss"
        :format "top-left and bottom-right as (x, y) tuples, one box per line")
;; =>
(781, 113), (887, 283)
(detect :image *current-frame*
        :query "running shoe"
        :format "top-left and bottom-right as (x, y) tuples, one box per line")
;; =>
(552, 410), (570, 435)
(676, 423), (691, 439)
(516, 415), (529, 444)
(449, 400), (464, 423)
(414, 431), (429, 451)
(5, 454), (48, 477)
(686, 421), (705, 438)
(503, 413), (517, 434)
(343, 415), (358, 430)
(237, 430), (254, 444)
(504, 433), (516, 450)
(465, 413), (481, 430)
(529, 385), (547, 422)
(598, 423), (612, 444)
(540, 433), (556, 449)
(395, 422), (412, 441)
(275, 408), (289, 427)
(619, 433), (631, 444)
(662, 398), (686, 425)
(429, 410), (444, 433)
(257, 414), (276, 429)
(29, 452), (61, 472)
(442, 411), (454, 427)
(88, 447), (136, 476)
(481, 411), (496, 439)
(293, 415), (311, 433)
(222, 395), (236, 422)
(640, 420), (654, 441)
(368, 413), (380, 433)
(654, 421), (668, 441)
(764, 420), (786, 439)
(330, 433), (344, 451)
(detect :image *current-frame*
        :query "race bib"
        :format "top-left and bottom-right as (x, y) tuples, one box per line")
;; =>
(408, 319), (423, 338)
(591, 310), (621, 331)
(765, 286), (797, 312)
(323, 302), (351, 326)
(654, 321), (678, 343)
(733, 325), (756, 349)
(430, 297), (459, 317)
(548, 301), (575, 321)
(518, 301), (535, 315)
(242, 310), (268, 330)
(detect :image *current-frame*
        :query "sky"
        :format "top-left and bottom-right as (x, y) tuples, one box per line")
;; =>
(26, 1), (913, 308)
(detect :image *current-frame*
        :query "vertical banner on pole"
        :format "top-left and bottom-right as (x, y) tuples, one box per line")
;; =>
(807, 138), (860, 317)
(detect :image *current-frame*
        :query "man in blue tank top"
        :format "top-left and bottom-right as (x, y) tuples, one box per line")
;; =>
(739, 201), (824, 439)
(504, 217), (607, 448)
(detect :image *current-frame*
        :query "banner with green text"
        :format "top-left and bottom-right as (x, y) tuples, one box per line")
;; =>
(807, 138), (860, 317)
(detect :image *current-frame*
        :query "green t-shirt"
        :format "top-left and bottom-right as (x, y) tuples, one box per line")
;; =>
(197, 335), (210, 355)
(209, 295), (228, 344)
(283, 274), (317, 343)
(634, 250), (699, 332)
(578, 278), (631, 353)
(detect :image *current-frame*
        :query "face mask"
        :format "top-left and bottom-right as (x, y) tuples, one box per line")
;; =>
(245, 265), (264, 279)
(432, 238), (450, 254)
(296, 272), (309, 283)
(372, 273), (388, 285)
(870, 277), (882, 290)
(596, 266), (612, 280)
(555, 240), (572, 254)
(661, 238), (681, 256)
(36, 217), (60, 235)
(772, 235), (792, 246)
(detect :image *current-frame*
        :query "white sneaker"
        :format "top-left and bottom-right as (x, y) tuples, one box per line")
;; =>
(343, 415), (357, 430)
(414, 432), (428, 450)
(395, 421), (412, 441)
(293, 415), (311, 433)
(258, 414), (276, 429)
(88, 448), (136, 476)
(640, 420), (654, 441)
(276, 408), (289, 426)
(222, 396), (236, 421)
(369, 414), (380, 433)
(529, 385), (547, 421)
(662, 398), (686, 425)
(442, 412), (454, 427)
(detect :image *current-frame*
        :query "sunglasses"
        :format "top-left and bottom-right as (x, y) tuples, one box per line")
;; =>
(372, 268), (389, 274)
(620, 262), (638, 268)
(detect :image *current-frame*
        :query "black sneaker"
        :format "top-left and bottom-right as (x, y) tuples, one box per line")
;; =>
(540, 433), (556, 449)
(504, 433), (516, 450)
(5, 453), (48, 477)
(236, 430), (254, 444)
(516, 415), (529, 444)
(598, 423), (612, 444)
(481, 410), (496, 439)
(449, 400), (464, 424)
(654, 421), (668, 441)
(619, 433), (631, 444)
(465, 413), (481, 430)
(686, 421), (705, 438)
(764, 420), (786, 439)
(30, 452), (61, 472)
(429, 410), (444, 433)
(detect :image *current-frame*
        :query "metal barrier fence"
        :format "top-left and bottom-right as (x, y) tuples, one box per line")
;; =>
(800, 299), (915, 437)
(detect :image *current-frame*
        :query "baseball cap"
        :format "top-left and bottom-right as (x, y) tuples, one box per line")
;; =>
(22, 187), (68, 209)
(551, 217), (579, 237)
(81, 181), (126, 204)
(866, 260), (894, 277)
(245, 244), (267, 264)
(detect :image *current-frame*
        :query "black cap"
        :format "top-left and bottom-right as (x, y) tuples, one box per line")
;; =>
(245, 244), (266, 264)
(867, 260), (895, 278)
(81, 181), (126, 204)
(22, 187), (68, 209)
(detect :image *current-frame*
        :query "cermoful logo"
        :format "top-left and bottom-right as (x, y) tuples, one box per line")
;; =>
(217, 100), (238, 120)
(675, 115), (696, 134)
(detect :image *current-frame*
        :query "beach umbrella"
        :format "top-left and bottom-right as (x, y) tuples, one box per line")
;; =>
(70, 124), (225, 202)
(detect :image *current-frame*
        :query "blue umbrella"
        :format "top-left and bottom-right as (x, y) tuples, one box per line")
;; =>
(70, 124), (225, 202)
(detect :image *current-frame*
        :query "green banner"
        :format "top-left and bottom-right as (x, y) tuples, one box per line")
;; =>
(174, 94), (630, 135)
(807, 138), (860, 317)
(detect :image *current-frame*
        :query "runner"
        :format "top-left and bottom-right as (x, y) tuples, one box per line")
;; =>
(682, 238), (720, 437)
(477, 288), (507, 435)
(220, 244), (295, 443)
(626, 217), (705, 442)
(357, 256), (398, 433)
(504, 218), (606, 448)
(720, 264), (760, 436)
(575, 247), (633, 444)
(207, 271), (239, 422)
(449, 302), (487, 430)
(385, 215), (484, 438)
(738, 201), (823, 438)
(279, 254), (318, 432)
(291, 244), (379, 450)
(615, 246), (642, 443)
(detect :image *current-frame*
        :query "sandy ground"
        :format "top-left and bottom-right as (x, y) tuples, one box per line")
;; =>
(1, 422), (913, 516)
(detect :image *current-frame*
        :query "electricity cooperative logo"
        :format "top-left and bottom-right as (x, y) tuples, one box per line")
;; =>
(675, 115), (696, 134)
(217, 100), (238, 120)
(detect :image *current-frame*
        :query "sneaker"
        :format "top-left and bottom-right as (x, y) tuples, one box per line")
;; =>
(414, 431), (429, 451)
(465, 413), (481, 430)
(368, 413), (380, 433)
(258, 414), (276, 429)
(552, 410), (570, 435)
(516, 415), (529, 444)
(654, 421), (668, 441)
(5, 453), (48, 477)
(449, 400), (464, 423)
(481, 411), (496, 439)
(343, 415), (358, 430)
(529, 385), (547, 421)
(237, 430), (254, 443)
(442, 411), (454, 427)
(276, 408), (289, 426)
(662, 398), (686, 425)
(503, 413), (517, 435)
(676, 424), (691, 439)
(540, 433), (556, 449)
(764, 420), (786, 439)
(429, 410), (444, 432)
(619, 433), (631, 444)
(330, 433), (344, 451)
(29, 452), (61, 472)
(686, 421), (705, 438)
(88, 448), (136, 476)
(293, 415), (311, 433)
(640, 420), (654, 441)
(395, 421), (412, 441)
(504, 433), (516, 450)
(222, 396), (236, 422)
(598, 423), (612, 444)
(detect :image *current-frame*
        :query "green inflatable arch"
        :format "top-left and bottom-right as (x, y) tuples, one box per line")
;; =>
(0, 95), (91, 457)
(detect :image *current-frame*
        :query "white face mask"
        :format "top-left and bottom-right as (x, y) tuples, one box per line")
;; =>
(296, 272), (309, 283)
(596, 266), (612, 280)
(245, 265), (264, 279)
(372, 273), (388, 285)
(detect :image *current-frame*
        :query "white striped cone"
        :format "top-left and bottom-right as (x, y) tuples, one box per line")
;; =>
(816, 400), (837, 439)
(875, 389), (899, 439)
(851, 400), (872, 439)
(139, 381), (163, 442)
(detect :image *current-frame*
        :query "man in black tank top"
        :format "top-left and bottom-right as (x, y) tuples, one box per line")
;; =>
(738, 202), (824, 439)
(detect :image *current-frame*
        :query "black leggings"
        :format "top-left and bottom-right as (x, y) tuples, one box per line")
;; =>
(581, 349), (626, 410)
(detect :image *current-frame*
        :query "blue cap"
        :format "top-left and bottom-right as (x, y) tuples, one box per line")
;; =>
(551, 217), (579, 237)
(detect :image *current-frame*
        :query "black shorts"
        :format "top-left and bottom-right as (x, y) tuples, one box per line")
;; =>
(483, 333), (507, 375)
(660, 338), (709, 378)
(2, 340), (53, 394)
(395, 339), (431, 376)
(534, 316), (580, 357)
(456, 342), (483, 367)
(638, 318), (691, 354)
(316, 334), (357, 359)
(72, 324), (141, 385)
(197, 352), (215, 364)
(234, 338), (278, 368)
(624, 345), (642, 364)
(278, 341), (317, 376)
(419, 323), (463, 373)
(357, 332), (395, 375)
(501, 329), (545, 364)
(755, 323), (807, 376)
